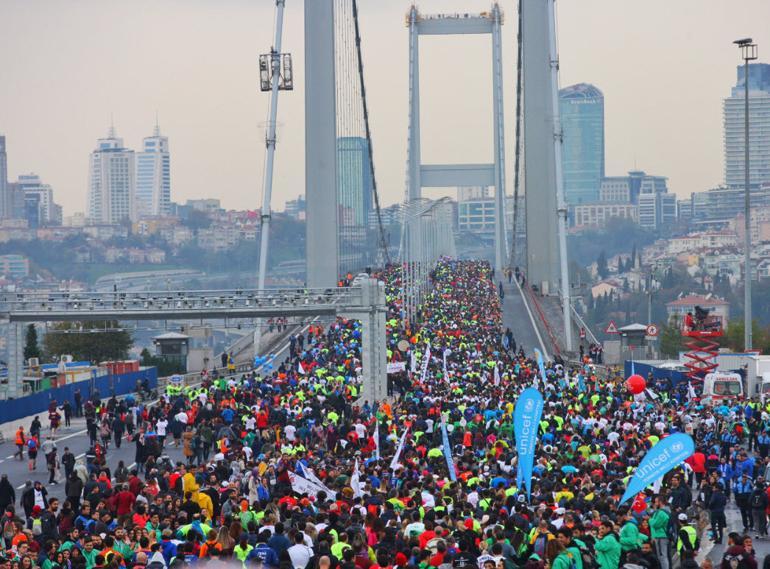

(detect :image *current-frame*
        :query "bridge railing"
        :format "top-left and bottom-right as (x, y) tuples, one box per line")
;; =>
(0, 287), (359, 318)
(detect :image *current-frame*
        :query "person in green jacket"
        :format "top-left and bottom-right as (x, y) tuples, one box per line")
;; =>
(547, 541), (578, 569)
(649, 496), (672, 569)
(594, 521), (621, 569)
(619, 511), (647, 555)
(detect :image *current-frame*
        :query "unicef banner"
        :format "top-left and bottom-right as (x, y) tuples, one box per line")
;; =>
(620, 433), (695, 504)
(514, 387), (544, 498)
(440, 415), (457, 481)
(534, 348), (548, 385)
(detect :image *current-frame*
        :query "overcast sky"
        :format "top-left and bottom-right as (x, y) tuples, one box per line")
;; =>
(1, 0), (769, 216)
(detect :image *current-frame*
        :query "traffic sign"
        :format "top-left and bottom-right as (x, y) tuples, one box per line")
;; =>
(646, 324), (659, 337)
(605, 320), (619, 334)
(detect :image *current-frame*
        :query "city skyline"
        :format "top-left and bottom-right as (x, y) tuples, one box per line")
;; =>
(1, 0), (769, 216)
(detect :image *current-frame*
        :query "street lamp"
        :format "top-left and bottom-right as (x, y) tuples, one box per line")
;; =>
(734, 38), (758, 350)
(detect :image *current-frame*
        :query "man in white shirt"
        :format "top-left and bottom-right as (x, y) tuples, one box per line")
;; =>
(287, 532), (313, 569)
(156, 418), (168, 447)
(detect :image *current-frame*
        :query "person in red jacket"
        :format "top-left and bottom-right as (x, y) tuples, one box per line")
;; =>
(113, 484), (136, 519)
(685, 449), (707, 487)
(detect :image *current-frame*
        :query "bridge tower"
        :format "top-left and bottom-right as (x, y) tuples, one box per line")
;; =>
(406, 4), (508, 275)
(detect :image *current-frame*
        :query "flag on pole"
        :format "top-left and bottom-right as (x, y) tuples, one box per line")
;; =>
(289, 471), (328, 498)
(374, 421), (381, 460)
(390, 428), (409, 471)
(410, 350), (417, 373)
(351, 459), (363, 498)
(494, 364), (501, 386)
(440, 415), (457, 481)
(298, 362), (306, 375)
(296, 462), (334, 496)
(420, 342), (431, 382)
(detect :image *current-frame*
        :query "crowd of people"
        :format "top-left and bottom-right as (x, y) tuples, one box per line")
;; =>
(0, 260), (767, 569)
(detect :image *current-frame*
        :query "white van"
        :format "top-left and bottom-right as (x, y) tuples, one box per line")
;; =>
(761, 372), (770, 402)
(703, 372), (743, 402)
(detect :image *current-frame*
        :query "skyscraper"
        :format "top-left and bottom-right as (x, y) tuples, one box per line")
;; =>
(16, 174), (62, 226)
(724, 63), (770, 189)
(336, 137), (373, 273)
(136, 122), (171, 218)
(559, 83), (605, 205)
(87, 126), (136, 224)
(0, 136), (8, 220)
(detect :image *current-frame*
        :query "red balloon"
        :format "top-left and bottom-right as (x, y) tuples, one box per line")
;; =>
(627, 374), (646, 395)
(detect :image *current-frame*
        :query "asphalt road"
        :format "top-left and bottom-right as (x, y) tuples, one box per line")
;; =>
(501, 280), (548, 358)
(0, 414), (191, 504)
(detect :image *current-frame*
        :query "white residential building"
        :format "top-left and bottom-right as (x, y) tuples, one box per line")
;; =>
(87, 127), (136, 224)
(136, 123), (171, 217)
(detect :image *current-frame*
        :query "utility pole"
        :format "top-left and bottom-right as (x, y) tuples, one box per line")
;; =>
(734, 38), (757, 350)
(255, 0), (293, 355)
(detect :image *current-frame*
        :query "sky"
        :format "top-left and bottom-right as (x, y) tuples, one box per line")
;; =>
(1, 0), (769, 216)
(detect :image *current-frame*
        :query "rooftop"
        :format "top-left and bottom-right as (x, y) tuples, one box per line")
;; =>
(666, 294), (729, 307)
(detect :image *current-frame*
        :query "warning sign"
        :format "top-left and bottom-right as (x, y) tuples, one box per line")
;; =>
(605, 320), (619, 335)
(646, 324), (660, 337)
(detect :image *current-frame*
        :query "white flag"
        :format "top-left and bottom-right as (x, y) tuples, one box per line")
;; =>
(494, 364), (500, 386)
(297, 462), (334, 497)
(289, 471), (327, 498)
(298, 362), (306, 375)
(351, 458), (363, 498)
(410, 350), (417, 373)
(390, 428), (409, 471)
(374, 421), (381, 460)
(687, 382), (697, 401)
(420, 342), (431, 382)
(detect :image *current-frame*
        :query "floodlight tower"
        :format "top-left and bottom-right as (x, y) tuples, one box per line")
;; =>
(255, 0), (293, 354)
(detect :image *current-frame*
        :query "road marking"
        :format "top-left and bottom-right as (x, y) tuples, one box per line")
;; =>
(5, 455), (14, 459)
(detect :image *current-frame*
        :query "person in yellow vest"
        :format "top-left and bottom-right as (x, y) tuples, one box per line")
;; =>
(675, 513), (698, 557)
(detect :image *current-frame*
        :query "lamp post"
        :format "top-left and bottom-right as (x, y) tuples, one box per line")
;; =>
(734, 38), (758, 351)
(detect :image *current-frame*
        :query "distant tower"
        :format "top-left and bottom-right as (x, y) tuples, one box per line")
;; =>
(136, 120), (171, 217)
(87, 125), (136, 224)
(559, 83), (605, 205)
(724, 63), (770, 189)
(0, 136), (7, 219)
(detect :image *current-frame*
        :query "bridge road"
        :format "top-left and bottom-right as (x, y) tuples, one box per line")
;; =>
(0, 320), (303, 505)
(500, 279), (549, 359)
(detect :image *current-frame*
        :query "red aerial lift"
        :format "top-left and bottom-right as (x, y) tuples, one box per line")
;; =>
(682, 307), (723, 381)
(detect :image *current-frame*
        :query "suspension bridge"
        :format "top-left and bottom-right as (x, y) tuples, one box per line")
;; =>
(0, 0), (582, 402)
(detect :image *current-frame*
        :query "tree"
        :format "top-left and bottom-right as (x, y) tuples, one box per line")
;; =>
(596, 251), (608, 279)
(659, 317), (684, 358)
(43, 321), (132, 363)
(140, 348), (184, 377)
(724, 319), (768, 352)
(23, 324), (41, 361)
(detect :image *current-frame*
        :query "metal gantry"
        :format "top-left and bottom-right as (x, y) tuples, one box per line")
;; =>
(0, 279), (388, 404)
(405, 5), (508, 275)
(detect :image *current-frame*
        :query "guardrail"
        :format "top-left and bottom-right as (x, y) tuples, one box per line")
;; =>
(524, 285), (562, 357)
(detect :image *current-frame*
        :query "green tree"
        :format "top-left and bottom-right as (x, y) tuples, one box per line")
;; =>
(23, 324), (41, 361)
(140, 348), (185, 377)
(596, 251), (608, 279)
(724, 319), (769, 352)
(659, 317), (684, 358)
(43, 321), (132, 363)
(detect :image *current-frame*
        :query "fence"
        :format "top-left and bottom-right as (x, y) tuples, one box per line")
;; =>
(0, 368), (158, 424)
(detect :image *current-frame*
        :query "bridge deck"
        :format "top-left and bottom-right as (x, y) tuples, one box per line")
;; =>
(501, 280), (549, 360)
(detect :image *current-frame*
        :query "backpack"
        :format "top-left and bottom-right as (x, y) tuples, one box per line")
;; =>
(31, 518), (42, 536)
(3, 520), (15, 540)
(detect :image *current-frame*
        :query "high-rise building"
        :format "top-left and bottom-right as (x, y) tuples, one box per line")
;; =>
(559, 83), (605, 205)
(336, 137), (374, 274)
(136, 122), (171, 217)
(87, 126), (136, 224)
(724, 62), (770, 189)
(0, 135), (8, 220)
(15, 174), (62, 227)
(336, 137), (373, 226)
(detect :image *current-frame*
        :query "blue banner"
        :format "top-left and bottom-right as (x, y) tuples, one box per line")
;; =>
(514, 387), (544, 498)
(534, 348), (548, 384)
(440, 415), (457, 481)
(620, 433), (695, 504)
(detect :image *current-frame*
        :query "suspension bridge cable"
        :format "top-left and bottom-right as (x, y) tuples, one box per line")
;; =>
(352, 0), (391, 267)
(509, 0), (524, 271)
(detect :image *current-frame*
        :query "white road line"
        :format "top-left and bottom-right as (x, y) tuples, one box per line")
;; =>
(5, 455), (14, 459)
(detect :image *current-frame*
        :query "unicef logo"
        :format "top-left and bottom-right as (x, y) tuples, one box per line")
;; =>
(671, 442), (683, 453)
(524, 399), (534, 412)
